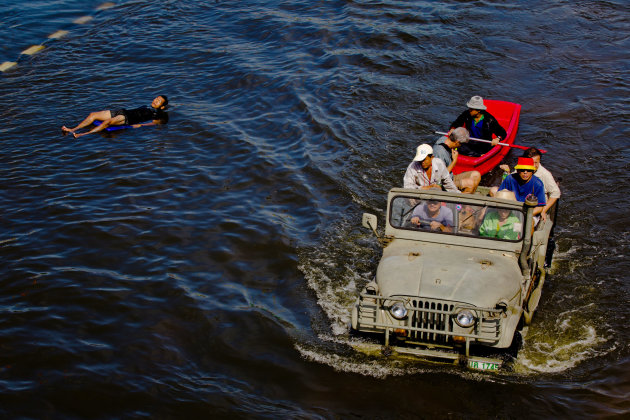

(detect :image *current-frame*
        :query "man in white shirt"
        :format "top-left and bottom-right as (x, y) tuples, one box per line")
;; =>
(524, 147), (560, 220)
(523, 147), (561, 268)
(403, 144), (459, 193)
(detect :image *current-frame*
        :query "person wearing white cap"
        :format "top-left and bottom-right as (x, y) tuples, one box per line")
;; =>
(448, 95), (507, 157)
(403, 144), (459, 193)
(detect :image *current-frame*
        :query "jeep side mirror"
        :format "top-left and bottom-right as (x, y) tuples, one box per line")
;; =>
(362, 213), (378, 236)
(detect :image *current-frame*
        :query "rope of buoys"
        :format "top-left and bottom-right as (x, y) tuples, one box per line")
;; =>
(1, 2), (116, 73)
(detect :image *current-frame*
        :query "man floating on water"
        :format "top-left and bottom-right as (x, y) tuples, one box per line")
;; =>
(61, 95), (169, 138)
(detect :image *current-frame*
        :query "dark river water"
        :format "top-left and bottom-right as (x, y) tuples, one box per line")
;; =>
(1, 0), (629, 418)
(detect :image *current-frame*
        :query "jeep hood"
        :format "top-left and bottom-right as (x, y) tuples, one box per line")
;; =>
(376, 241), (522, 307)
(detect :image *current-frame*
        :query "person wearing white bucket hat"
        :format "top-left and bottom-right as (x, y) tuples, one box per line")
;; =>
(448, 95), (507, 157)
(403, 144), (459, 192)
(466, 95), (487, 110)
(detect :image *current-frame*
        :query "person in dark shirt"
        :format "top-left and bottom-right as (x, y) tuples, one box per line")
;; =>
(62, 95), (169, 138)
(448, 95), (506, 157)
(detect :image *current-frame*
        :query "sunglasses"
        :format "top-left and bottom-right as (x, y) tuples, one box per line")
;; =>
(517, 169), (533, 173)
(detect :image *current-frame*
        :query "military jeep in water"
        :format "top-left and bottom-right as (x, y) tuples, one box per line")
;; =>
(351, 188), (555, 371)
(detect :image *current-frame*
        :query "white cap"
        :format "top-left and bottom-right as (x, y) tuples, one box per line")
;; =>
(466, 95), (487, 110)
(413, 144), (433, 162)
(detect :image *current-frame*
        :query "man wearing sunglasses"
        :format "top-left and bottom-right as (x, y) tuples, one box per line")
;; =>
(497, 157), (546, 217)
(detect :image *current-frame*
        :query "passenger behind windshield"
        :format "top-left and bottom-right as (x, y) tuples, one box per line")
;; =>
(411, 200), (453, 232)
(457, 204), (485, 234)
(479, 208), (522, 240)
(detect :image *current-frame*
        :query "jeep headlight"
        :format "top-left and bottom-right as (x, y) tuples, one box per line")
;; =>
(455, 309), (476, 328)
(389, 302), (408, 320)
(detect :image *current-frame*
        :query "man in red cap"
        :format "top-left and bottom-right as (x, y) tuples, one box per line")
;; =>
(497, 157), (546, 216)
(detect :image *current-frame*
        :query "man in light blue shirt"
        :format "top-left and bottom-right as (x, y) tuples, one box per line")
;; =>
(411, 200), (454, 232)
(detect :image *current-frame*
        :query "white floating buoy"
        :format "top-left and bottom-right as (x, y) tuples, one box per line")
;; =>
(21, 45), (45, 55)
(73, 16), (93, 25)
(0, 61), (18, 72)
(48, 30), (69, 39)
(96, 2), (116, 11)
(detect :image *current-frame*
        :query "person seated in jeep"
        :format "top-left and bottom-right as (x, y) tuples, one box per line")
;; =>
(479, 208), (522, 240)
(479, 190), (523, 240)
(458, 204), (484, 234)
(410, 200), (453, 232)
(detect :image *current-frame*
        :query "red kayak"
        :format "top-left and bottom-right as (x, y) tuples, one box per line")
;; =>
(451, 99), (521, 175)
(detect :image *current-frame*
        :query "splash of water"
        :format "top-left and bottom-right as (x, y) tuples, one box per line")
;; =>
(516, 307), (612, 373)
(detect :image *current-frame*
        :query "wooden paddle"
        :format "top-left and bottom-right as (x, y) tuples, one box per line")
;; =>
(435, 131), (547, 154)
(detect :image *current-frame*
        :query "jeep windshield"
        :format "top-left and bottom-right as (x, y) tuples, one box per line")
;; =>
(389, 195), (525, 241)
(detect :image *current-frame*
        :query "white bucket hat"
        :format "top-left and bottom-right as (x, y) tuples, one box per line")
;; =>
(413, 144), (433, 162)
(466, 95), (487, 110)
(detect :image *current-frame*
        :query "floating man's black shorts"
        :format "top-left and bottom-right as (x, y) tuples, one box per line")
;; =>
(110, 109), (128, 125)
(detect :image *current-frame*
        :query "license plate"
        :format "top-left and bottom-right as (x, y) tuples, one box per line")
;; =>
(468, 360), (500, 371)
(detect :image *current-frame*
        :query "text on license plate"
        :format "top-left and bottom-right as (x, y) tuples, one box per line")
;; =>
(468, 360), (499, 371)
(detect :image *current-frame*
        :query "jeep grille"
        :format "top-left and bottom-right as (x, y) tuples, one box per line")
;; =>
(356, 293), (503, 344)
(410, 299), (454, 344)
